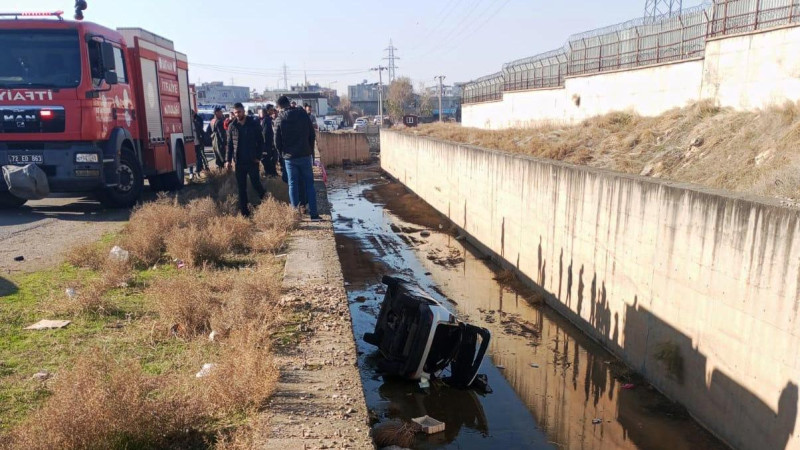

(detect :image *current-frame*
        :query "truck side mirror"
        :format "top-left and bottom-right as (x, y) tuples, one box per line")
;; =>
(100, 42), (116, 72)
(104, 70), (118, 85)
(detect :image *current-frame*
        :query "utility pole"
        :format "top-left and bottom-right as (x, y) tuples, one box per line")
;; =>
(435, 75), (446, 122)
(282, 63), (289, 90)
(383, 39), (399, 83)
(370, 65), (388, 126)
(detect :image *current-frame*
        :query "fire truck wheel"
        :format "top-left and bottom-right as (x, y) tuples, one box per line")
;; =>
(0, 192), (27, 209)
(97, 149), (143, 208)
(159, 145), (186, 191)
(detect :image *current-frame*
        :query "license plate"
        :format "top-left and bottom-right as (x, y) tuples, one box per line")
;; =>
(8, 153), (43, 164)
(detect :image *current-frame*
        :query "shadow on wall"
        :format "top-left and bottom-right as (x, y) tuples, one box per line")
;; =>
(527, 239), (796, 449)
(622, 300), (798, 450)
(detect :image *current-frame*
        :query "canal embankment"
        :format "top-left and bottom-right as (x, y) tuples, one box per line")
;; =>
(328, 167), (724, 449)
(380, 130), (800, 450)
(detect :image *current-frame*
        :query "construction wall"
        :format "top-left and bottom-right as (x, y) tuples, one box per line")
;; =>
(381, 130), (800, 450)
(317, 132), (371, 167)
(463, 25), (800, 129)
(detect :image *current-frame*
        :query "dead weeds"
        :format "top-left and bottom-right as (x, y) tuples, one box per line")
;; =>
(406, 100), (800, 200)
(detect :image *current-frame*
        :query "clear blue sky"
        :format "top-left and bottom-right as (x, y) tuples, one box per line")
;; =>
(15, 0), (705, 94)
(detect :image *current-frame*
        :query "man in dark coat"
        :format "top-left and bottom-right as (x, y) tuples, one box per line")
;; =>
(275, 95), (318, 220)
(191, 110), (209, 175)
(209, 107), (227, 169)
(259, 105), (279, 176)
(226, 102), (266, 216)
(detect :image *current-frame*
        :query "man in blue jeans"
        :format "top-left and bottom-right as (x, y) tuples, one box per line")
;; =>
(274, 95), (319, 220)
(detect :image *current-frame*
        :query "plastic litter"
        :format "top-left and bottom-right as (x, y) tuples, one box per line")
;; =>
(419, 377), (430, 389)
(25, 319), (71, 330)
(530, 363), (540, 368)
(208, 331), (217, 342)
(14, 256), (24, 262)
(412, 415), (446, 434)
(65, 288), (77, 300)
(195, 363), (216, 378)
(177, 260), (186, 269)
(621, 383), (635, 390)
(109, 246), (129, 263)
(592, 418), (602, 425)
(2, 163), (49, 200)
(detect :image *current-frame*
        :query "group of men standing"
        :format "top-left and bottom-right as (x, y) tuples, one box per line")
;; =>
(194, 96), (319, 220)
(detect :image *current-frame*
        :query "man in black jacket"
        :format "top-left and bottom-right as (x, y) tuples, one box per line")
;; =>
(275, 95), (319, 220)
(191, 110), (209, 176)
(226, 102), (266, 216)
(259, 105), (279, 177)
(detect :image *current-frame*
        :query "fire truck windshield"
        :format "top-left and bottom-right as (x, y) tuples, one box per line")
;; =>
(0, 29), (81, 89)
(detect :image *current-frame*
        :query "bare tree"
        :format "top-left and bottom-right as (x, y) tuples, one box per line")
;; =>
(417, 82), (434, 117)
(387, 77), (414, 122)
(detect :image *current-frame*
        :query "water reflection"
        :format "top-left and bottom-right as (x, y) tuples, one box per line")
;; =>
(328, 169), (726, 450)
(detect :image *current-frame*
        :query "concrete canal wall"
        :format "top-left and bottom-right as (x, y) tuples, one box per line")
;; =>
(380, 130), (800, 450)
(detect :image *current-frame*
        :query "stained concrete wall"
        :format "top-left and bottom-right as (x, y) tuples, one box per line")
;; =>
(317, 132), (371, 167)
(463, 24), (800, 129)
(702, 25), (800, 110)
(381, 130), (800, 450)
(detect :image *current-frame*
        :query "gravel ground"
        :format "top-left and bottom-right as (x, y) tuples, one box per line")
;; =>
(263, 216), (373, 450)
(0, 195), (129, 274)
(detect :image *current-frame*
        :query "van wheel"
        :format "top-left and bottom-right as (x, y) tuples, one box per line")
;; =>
(0, 192), (27, 209)
(98, 148), (143, 208)
(159, 144), (186, 191)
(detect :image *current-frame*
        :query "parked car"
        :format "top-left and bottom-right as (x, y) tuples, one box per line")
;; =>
(353, 118), (368, 131)
(364, 275), (491, 389)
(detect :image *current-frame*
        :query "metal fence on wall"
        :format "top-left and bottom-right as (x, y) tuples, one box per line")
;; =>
(462, 72), (504, 104)
(463, 0), (800, 104)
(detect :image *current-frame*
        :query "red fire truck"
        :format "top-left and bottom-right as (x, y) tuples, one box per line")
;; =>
(0, 11), (197, 208)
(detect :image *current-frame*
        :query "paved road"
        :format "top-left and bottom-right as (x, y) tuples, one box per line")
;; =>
(0, 195), (130, 274)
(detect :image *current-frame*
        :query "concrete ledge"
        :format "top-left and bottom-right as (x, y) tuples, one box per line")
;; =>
(264, 196), (372, 449)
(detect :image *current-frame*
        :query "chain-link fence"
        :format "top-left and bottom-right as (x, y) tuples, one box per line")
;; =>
(463, 0), (800, 104)
(462, 72), (504, 104)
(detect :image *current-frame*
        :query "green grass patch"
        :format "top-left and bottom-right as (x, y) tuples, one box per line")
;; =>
(0, 262), (194, 433)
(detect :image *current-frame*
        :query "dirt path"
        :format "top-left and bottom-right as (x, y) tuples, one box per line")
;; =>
(0, 195), (129, 273)
(264, 216), (373, 450)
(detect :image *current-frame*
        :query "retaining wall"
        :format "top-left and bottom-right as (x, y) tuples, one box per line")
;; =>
(381, 130), (800, 450)
(463, 24), (800, 128)
(317, 132), (371, 167)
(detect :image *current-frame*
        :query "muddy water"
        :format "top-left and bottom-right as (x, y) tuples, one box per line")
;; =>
(328, 167), (726, 450)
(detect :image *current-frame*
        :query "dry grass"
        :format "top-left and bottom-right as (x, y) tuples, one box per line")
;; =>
(7, 174), (298, 448)
(372, 420), (417, 448)
(405, 101), (800, 200)
(5, 351), (204, 450)
(64, 241), (108, 271)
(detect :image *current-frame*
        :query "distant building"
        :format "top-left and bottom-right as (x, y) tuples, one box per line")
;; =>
(262, 83), (332, 116)
(348, 80), (388, 116)
(196, 82), (250, 105)
(425, 84), (462, 119)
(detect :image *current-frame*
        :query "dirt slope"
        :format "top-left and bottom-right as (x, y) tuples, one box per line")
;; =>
(403, 101), (800, 204)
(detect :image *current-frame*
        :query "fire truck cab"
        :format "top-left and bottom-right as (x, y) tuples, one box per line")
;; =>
(0, 12), (197, 208)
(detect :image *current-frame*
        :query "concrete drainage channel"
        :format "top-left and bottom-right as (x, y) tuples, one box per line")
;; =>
(327, 165), (728, 450)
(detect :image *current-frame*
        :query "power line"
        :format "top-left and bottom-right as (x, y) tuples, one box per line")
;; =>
(406, 0), (461, 52)
(411, 0), (486, 56)
(418, 0), (513, 60)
